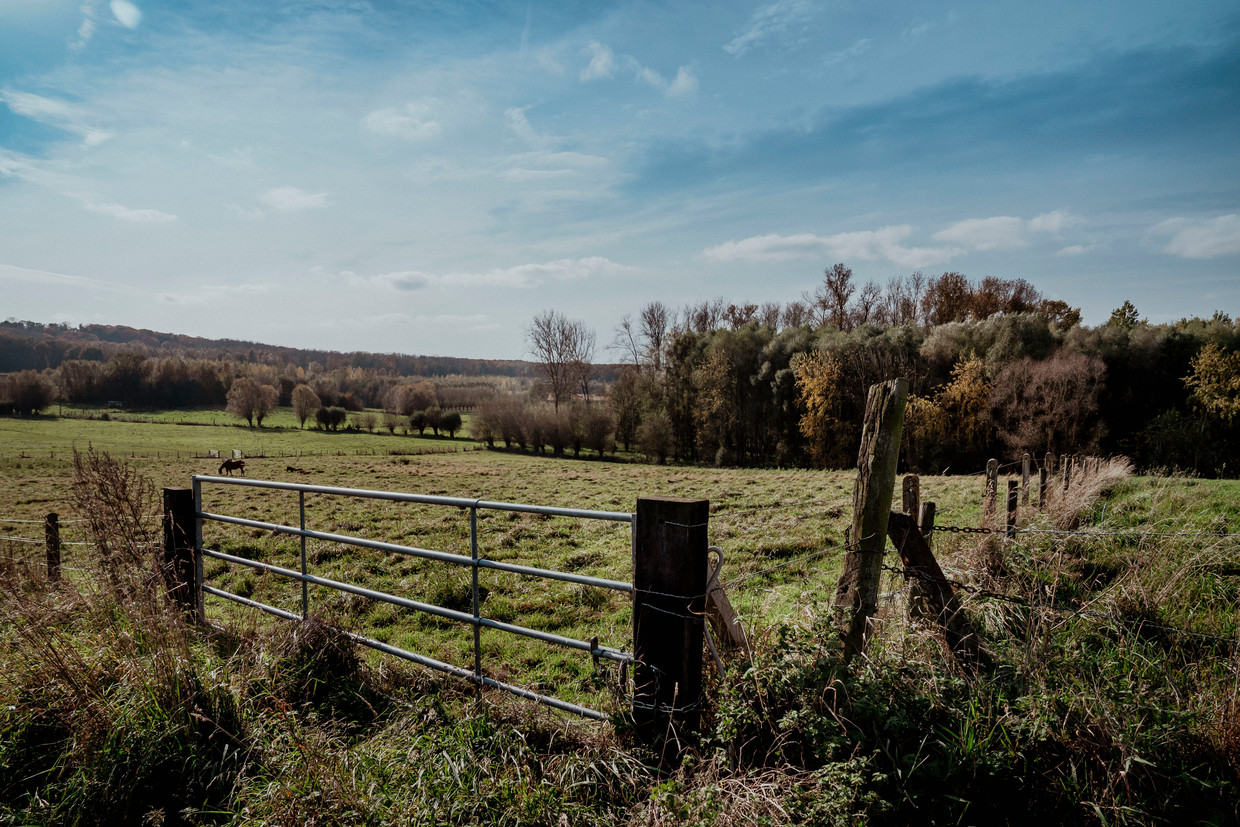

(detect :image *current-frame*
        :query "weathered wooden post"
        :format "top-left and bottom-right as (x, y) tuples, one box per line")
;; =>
(162, 488), (200, 618)
(919, 501), (936, 547)
(1021, 453), (1031, 506)
(633, 496), (709, 750)
(983, 459), (999, 523)
(902, 474), (920, 517)
(44, 512), (60, 583)
(835, 378), (908, 664)
(1063, 455), (1072, 492)
(1006, 480), (1018, 539)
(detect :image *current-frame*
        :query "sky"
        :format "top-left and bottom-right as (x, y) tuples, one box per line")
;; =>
(1, 0), (1237, 360)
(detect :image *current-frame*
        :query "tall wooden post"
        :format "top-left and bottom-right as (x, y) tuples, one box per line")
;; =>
(983, 459), (999, 523)
(633, 496), (709, 749)
(902, 475), (920, 517)
(44, 512), (60, 583)
(1039, 467), (1048, 510)
(162, 488), (199, 618)
(835, 378), (908, 663)
(1021, 453), (1031, 506)
(1006, 480), (1018, 539)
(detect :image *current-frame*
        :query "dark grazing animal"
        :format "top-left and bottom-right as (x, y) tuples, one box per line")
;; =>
(218, 458), (246, 475)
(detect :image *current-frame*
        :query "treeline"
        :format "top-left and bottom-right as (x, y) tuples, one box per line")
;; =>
(511, 269), (1235, 475)
(0, 319), (559, 380)
(0, 351), (507, 415)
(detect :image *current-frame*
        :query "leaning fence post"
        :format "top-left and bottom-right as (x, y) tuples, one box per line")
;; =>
(633, 496), (709, 751)
(44, 512), (60, 583)
(162, 488), (200, 618)
(834, 378), (908, 664)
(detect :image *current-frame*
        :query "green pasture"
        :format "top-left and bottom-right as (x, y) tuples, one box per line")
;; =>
(0, 407), (479, 463)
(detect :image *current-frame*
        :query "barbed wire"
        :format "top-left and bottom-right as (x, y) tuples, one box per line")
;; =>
(929, 523), (1237, 540)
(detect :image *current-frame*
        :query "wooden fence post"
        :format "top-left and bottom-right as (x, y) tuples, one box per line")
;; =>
(44, 512), (60, 583)
(919, 501), (936, 547)
(1006, 480), (1018, 539)
(835, 378), (908, 664)
(162, 488), (200, 619)
(902, 474), (920, 517)
(1039, 466), (1048, 510)
(1021, 453), (1031, 506)
(1064, 456), (1072, 492)
(983, 459), (999, 523)
(633, 496), (709, 750)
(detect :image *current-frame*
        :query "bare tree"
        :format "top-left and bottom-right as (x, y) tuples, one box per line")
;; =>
(639, 301), (670, 371)
(806, 262), (855, 330)
(852, 281), (882, 328)
(781, 300), (811, 328)
(527, 309), (595, 411)
(759, 302), (782, 329)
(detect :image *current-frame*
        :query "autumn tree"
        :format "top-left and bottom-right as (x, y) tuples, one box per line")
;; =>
(1185, 342), (1240, 424)
(792, 349), (848, 468)
(608, 366), (643, 451)
(441, 410), (463, 438)
(291, 383), (321, 428)
(935, 354), (991, 462)
(226, 377), (278, 427)
(922, 272), (973, 327)
(2, 370), (54, 415)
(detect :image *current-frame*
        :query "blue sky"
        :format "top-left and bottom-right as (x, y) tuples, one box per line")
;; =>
(1, 0), (1237, 360)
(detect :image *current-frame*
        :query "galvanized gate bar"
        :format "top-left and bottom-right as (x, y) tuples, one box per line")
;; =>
(193, 475), (634, 522)
(202, 546), (633, 663)
(201, 584), (610, 720)
(198, 510), (634, 593)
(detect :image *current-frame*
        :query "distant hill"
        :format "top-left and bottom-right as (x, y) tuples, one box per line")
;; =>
(0, 319), (623, 381)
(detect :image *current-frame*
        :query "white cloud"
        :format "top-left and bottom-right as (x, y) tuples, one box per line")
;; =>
(580, 42), (616, 81)
(81, 199), (176, 223)
(933, 216), (1027, 250)
(1055, 244), (1094, 257)
(703, 226), (961, 269)
(725, 0), (815, 56)
(362, 104), (441, 141)
(258, 186), (329, 212)
(934, 211), (1077, 250)
(348, 257), (627, 292)
(1151, 214), (1240, 259)
(0, 263), (116, 290)
(110, 0), (141, 29)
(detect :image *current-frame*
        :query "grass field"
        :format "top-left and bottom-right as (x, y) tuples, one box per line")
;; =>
(0, 406), (478, 462)
(2, 411), (1238, 825)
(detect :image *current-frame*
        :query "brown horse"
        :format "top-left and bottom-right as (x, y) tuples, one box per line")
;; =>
(218, 458), (246, 475)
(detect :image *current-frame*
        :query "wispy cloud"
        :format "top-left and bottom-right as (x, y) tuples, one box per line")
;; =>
(0, 263), (118, 290)
(81, 198), (176, 223)
(0, 90), (112, 146)
(257, 186), (330, 213)
(825, 38), (872, 66)
(703, 226), (961, 269)
(362, 103), (441, 141)
(1150, 214), (1240, 259)
(724, 0), (815, 56)
(580, 42), (616, 81)
(348, 257), (627, 292)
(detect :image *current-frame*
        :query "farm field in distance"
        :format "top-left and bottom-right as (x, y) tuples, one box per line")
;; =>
(2, 410), (1238, 824)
